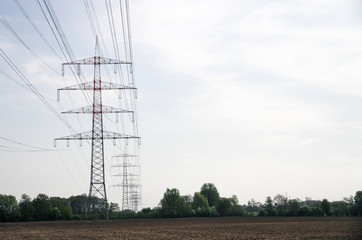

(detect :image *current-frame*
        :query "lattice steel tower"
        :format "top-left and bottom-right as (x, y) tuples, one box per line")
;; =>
(111, 153), (141, 211)
(55, 37), (139, 219)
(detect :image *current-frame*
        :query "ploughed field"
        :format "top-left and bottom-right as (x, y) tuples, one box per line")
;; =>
(0, 217), (361, 240)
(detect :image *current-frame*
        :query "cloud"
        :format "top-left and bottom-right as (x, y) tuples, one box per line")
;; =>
(296, 137), (321, 146)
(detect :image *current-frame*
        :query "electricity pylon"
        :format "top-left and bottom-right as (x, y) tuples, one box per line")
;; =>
(55, 37), (139, 220)
(110, 153), (140, 211)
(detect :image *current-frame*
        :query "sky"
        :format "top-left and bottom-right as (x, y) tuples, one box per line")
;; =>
(0, 0), (362, 208)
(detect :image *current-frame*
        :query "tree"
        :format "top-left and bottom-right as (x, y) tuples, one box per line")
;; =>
(160, 188), (192, 218)
(192, 192), (210, 217)
(0, 194), (20, 221)
(247, 199), (257, 216)
(331, 201), (348, 216)
(192, 192), (209, 209)
(19, 194), (34, 221)
(274, 194), (288, 216)
(182, 195), (193, 206)
(200, 183), (220, 207)
(287, 199), (300, 216)
(49, 197), (70, 220)
(354, 191), (362, 216)
(229, 195), (244, 216)
(264, 196), (276, 216)
(69, 194), (87, 216)
(321, 199), (331, 216)
(62, 206), (73, 220)
(216, 198), (232, 216)
(88, 196), (107, 219)
(311, 203), (323, 216)
(32, 193), (52, 221)
(49, 207), (61, 220)
(298, 205), (312, 216)
(138, 207), (161, 218)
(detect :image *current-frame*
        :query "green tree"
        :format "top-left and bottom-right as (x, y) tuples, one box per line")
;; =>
(32, 193), (52, 221)
(264, 196), (276, 216)
(311, 203), (323, 216)
(192, 192), (209, 209)
(228, 195), (244, 216)
(182, 195), (193, 206)
(331, 201), (349, 216)
(200, 183), (220, 207)
(247, 199), (257, 216)
(287, 199), (300, 216)
(274, 194), (288, 216)
(0, 194), (20, 222)
(216, 198), (232, 216)
(354, 191), (362, 216)
(49, 197), (70, 220)
(49, 207), (61, 220)
(321, 199), (331, 216)
(138, 207), (161, 218)
(342, 196), (354, 216)
(62, 206), (73, 220)
(109, 202), (120, 219)
(69, 194), (87, 216)
(88, 196), (108, 219)
(160, 188), (192, 218)
(298, 205), (312, 216)
(192, 192), (210, 217)
(19, 194), (34, 221)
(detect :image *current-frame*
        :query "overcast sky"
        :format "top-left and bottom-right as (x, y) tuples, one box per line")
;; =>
(1, 0), (362, 208)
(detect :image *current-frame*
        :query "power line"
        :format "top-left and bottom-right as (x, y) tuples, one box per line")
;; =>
(0, 12), (61, 76)
(0, 49), (77, 133)
(13, 0), (63, 61)
(0, 69), (29, 90)
(37, 0), (93, 105)
(0, 136), (74, 152)
(0, 136), (52, 151)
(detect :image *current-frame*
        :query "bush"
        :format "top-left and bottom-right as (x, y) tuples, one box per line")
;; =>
(49, 207), (61, 220)
(297, 205), (312, 216)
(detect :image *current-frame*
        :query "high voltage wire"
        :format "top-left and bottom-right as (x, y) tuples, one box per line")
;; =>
(79, 0), (141, 209)
(82, 0), (134, 145)
(107, 0), (138, 130)
(2, 2), (91, 171)
(0, 12), (60, 76)
(36, 0), (96, 152)
(0, 136), (53, 151)
(0, 1), (98, 191)
(13, 0), (63, 61)
(120, 0), (139, 137)
(37, 0), (92, 105)
(1, 0), (140, 207)
(0, 69), (29, 90)
(0, 49), (77, 134)
(104, 0), (128, 137)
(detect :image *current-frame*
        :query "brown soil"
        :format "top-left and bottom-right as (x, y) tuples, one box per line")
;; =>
(0, 217), (361, 240)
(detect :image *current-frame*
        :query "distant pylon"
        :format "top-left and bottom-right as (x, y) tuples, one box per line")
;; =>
(110, 153), (140, 211)
(55, 37), (139, 220)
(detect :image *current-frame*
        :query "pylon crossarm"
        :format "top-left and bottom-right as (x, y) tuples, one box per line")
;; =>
(110, 164), (139, 168)
(55, 131), (140, 141)
(61, 105), (133, 114)
(57, 82), (136, 101)
(62, 56), (131, 65)
(112, 153), (138, 158)
(58, 81), (136, 91)
(110, 183), (141, 188)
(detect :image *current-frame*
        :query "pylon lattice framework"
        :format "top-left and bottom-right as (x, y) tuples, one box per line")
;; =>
(55, 38), (139, 219)
(110, 153), (141, 211)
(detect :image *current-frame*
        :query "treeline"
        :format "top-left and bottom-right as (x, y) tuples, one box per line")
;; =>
(0, 193), (115, 221)
(136, 184), (362, 218)
(1, 184), (362, 222)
